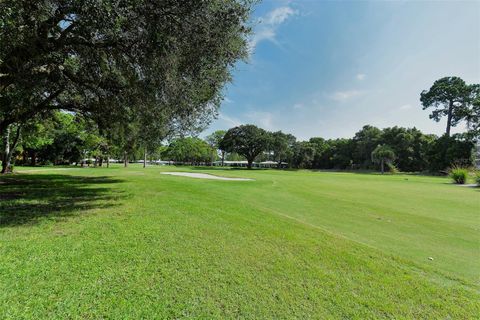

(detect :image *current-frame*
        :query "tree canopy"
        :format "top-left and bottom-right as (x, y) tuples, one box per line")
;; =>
(371, 145), (396, 174)
(353, 125), (382, 168)
(164, 137), (213, 164)
(270, 131), (296, 166)
(420, 77), (473, 136)
(0, 0), (252, 172)
(220, 124), (270, 168)
(205, 130), (227, 164)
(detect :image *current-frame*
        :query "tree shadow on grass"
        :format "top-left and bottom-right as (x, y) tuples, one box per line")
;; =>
(0, 174), (124, 228)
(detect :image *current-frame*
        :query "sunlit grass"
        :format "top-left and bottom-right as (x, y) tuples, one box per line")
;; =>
(1, 165), (478, 318)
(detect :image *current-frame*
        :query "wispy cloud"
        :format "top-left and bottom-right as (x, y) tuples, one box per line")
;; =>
(264, 6), (296, 25)
(218, 113), (241, 127)
(356, 73), (366, 80)
(249, 6), (297, 52)
(223, 97), (233, 104)
(246, 111), (274, 130)
(330, 90), (364, 102)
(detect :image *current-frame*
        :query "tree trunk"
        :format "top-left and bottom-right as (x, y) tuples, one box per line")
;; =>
(1, 126), (10, 174)
(143, 147), (147, 168)
(1, 125), (21, 174)
(0, 120), (11, 148)
(221, 151), (225, 166)
(247, 159), (253, 169)
(31, 150), (37, 166)
(446, 100), (453, 136)
(99, 157), (103, 167)
(124, 151), (128, 167)
(106, 156), (110, 168)
(381, 159), (385, 174)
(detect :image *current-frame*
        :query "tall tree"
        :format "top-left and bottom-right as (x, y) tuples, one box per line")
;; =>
(328, 138), (354, 169)
(205, 130), (227, 165)
(353, 125), (382, 168)
(420, 77), (472, 136)
(380, 126), (431, 172)
(220, 125), (270, 169)
(291, 141), (316, 169)
(164, 137), (213, 164)
(270, 131), (296, 167)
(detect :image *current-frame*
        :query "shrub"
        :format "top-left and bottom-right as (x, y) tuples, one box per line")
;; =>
(449, 166), (469, 184)
(387, 163), (399, 174)
(476, 171), (480, 186)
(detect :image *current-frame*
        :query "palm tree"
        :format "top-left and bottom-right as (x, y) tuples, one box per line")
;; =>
(371, 145), (396, 174)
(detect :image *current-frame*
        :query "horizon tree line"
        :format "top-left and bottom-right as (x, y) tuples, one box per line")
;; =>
(9, 112), (475, 174)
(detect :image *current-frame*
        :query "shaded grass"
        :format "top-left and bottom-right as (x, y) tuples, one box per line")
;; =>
(0, 174), (124, 227)
(0, 165), (478, 318)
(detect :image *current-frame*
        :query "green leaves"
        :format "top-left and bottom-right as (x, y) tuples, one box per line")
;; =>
(420, 77), (478, 135)
(220, 125), (270, 167)
(1, 0), (253, 143)
(164, 137), (213, 163)
(371, 144), (395, 163)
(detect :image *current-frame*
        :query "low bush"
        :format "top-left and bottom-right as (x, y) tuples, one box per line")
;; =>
(475, 171), (480, 186)
(449, 166), (469, 184)
(387, 163), (399, 174)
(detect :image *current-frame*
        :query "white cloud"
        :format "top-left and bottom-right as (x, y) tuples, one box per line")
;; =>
(264, 6), (296, 25)
(356, 73), (366, 80)
(249, 6), (297, 52)
(330, 90), (364, 102)
(249, 29), (276, 49)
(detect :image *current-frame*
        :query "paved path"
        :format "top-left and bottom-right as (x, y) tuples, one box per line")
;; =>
(456, 183), (478, 187)
(161, 172), (253, 181)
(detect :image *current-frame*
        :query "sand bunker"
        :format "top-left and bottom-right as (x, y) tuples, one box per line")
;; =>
(161, 172), (253, 181)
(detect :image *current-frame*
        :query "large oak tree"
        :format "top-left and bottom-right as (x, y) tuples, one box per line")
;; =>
(0, 0), (253, 172)
(220, 124), (270, 169)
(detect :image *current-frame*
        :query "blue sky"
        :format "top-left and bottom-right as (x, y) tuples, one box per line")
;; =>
(204, 0), (480, 140)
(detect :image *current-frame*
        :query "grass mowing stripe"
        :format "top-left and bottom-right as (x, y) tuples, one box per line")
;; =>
(0, 165), (478, 318)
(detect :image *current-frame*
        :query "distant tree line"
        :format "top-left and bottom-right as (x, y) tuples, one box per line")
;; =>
(207, 76), (479, 172)
(8, 114), (475, 173)
(202, 124), (473, 172)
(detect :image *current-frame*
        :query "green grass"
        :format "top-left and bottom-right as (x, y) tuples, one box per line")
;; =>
(1, 165), (479, 318)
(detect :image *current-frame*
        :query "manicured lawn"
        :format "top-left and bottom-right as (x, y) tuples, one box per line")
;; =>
(1, 165), (479, 318)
